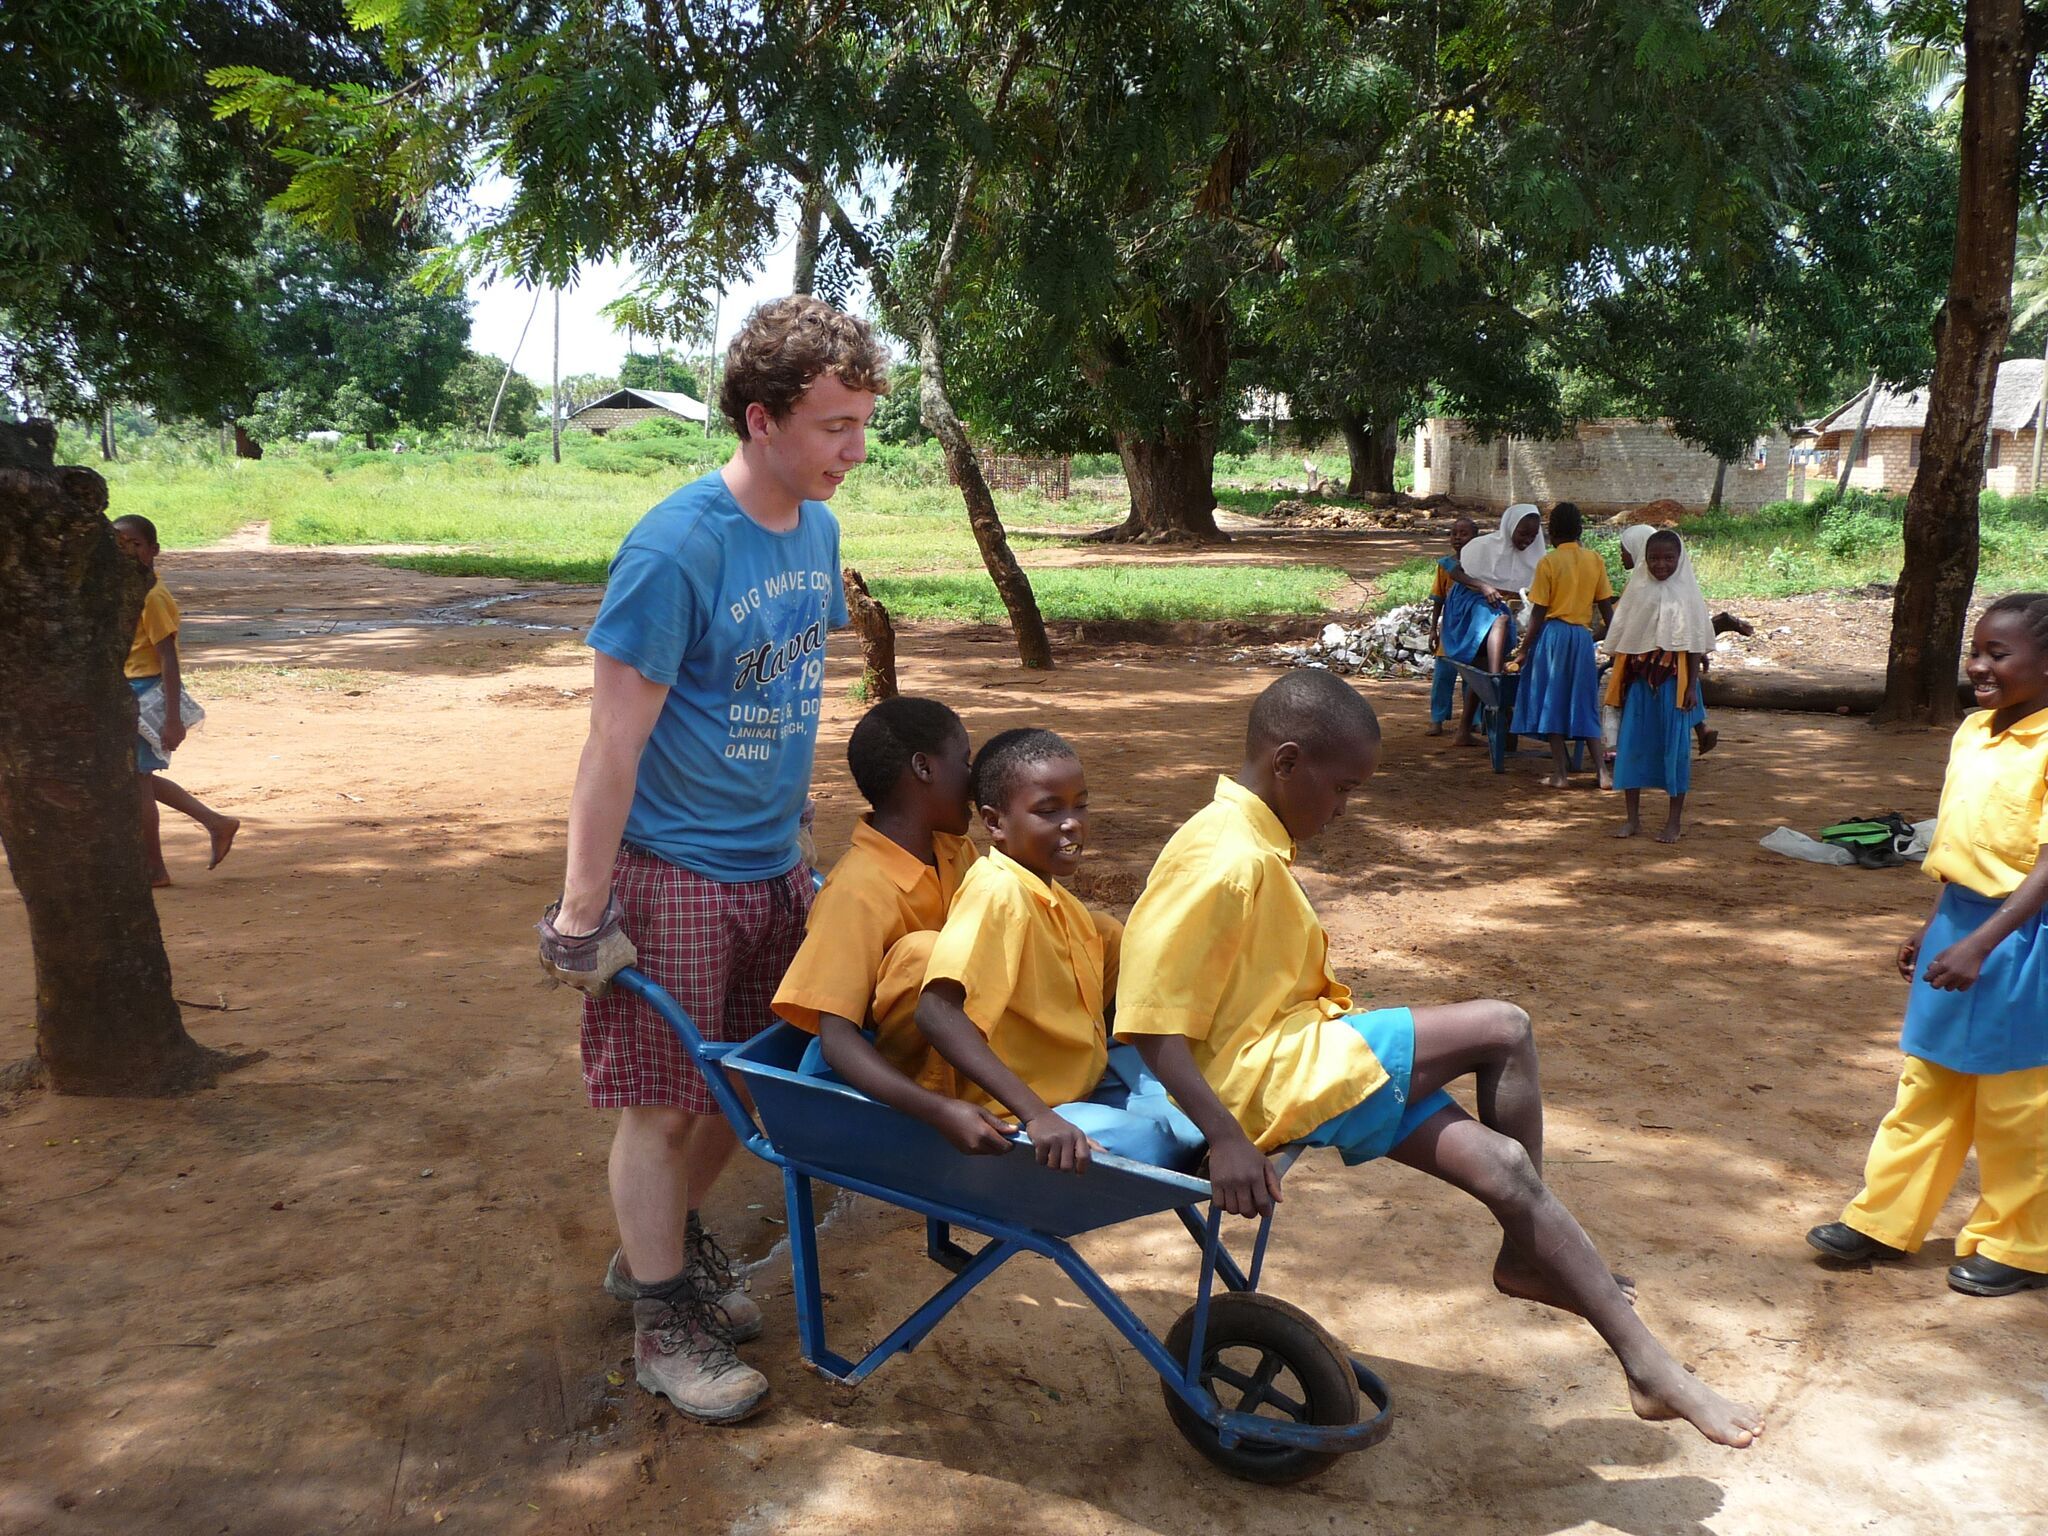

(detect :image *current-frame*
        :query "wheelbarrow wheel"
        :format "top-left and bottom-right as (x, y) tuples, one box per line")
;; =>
(1161, 1292), (1360, 1484)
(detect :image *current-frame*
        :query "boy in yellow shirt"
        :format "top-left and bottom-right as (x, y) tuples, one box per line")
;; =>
(114, 516), (239, 886)
(770, 697), (1011, 1156)
(1118, 669), (1763, 1449)
(915, 728), (1203, 1171)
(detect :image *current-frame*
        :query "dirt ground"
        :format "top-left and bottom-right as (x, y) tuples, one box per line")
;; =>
(3, 536), (2044, 1536)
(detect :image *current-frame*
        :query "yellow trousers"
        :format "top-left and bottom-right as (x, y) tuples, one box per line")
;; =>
(1842, 1055), (2048, 1273)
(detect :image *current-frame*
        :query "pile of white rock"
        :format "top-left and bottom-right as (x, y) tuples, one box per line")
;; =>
(1267, 604), (1437, 677)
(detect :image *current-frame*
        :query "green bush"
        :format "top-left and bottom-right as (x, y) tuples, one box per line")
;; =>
(1817, 505), (1901, 559)
(501, 439), (541, 467)
(609, 417), (696, 440)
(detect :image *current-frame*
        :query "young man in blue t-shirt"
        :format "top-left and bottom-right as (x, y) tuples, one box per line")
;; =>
(538, 296), (886, 1423)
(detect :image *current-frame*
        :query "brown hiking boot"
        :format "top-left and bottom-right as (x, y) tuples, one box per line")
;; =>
(632, 1295), (769, 1424)
(603, 1216), (764, 1344)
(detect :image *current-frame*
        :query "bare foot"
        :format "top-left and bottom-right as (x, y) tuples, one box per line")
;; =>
(1696, 728), (1719, 755)
(149, 866), (173, 889)
(1655, 820), (1684, 844)
(208, 817), (241, 870)
(1427, 723), (1446, 737)
(1627, 1364), (1763, 1448)
(1452, 731), (1476, 748)
(1493, 1251), (1637, 1313)
(1540, 773), (1569, 789)
(1614, 820), (1641, 839)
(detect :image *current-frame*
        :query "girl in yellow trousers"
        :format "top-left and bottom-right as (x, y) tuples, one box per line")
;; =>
(1808, 592), (2048, 1296)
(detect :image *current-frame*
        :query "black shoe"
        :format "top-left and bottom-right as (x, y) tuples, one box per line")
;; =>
(1806, 1222), (1907, 1265)
(1947, 1254), (2048, 1297)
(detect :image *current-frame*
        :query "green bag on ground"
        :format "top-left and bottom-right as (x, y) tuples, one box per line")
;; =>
(1818, 813), (1916, 869)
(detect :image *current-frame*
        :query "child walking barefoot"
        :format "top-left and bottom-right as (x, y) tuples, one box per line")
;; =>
(1511, 503), (1615, 787)
(114, 516), (240, 885)
(1607, 530), (1714, 843)
(1808, 593), (2048, 1296)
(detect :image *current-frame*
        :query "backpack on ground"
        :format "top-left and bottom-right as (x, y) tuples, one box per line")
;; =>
(1817, 813), (1916, 869)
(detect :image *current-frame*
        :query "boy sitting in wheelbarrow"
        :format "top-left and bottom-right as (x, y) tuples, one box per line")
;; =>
(914, 728), (1205, 1170)
(1114, 669), (1764, 1450)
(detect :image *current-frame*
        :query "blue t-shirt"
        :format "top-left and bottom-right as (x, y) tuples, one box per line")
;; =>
(588, 471), (850, 882)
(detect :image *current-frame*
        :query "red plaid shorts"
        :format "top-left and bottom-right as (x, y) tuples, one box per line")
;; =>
(580, 846), (813, 1112)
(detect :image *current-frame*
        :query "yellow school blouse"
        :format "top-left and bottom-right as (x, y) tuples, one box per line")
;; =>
(1922, 707), (2048, 899)
(922, 848), (1111, 1117)
(1117, 778), (1387, 1150)
(773, 820), (978, 1038)
(1527, 543), (1613, 629)
(125, 579), (180, 678)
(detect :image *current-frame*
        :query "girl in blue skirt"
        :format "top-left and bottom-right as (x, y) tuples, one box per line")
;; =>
(1445, 504), (1546, 746)
(1606, 529), (1713, 842)
(1808, 592), (2048, 1297)
(1511, 503), (1614, 787)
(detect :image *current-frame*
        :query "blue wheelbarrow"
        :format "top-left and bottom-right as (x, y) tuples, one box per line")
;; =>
(1451, 662), (1587, 776)
(613, 968), (1393, 1483)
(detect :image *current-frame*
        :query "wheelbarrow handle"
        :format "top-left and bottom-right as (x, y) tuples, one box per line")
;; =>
(612, 967), (772, 1154)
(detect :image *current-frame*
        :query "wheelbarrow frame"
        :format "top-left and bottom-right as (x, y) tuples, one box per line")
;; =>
(1451, 662), (1588, 776)
(613, 967), (1393, 1462)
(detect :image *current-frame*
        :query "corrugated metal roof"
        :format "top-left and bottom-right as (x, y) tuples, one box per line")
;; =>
(1810, 359), (2047, 437)
(568, 388), (708, 423)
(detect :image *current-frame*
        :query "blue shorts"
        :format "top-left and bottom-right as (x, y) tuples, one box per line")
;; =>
(130, 677), (168, 772)
(1302, 1008), (1457, 1165)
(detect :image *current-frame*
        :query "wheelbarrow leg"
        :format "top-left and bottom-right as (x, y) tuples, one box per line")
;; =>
(783, 1167), (831, 1369)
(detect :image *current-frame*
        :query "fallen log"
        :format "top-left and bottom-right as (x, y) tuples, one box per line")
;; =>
(1703, 668), (1972, 715)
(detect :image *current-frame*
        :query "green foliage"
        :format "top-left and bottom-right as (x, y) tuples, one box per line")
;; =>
(442, 353), (542, 437)
(871, 364), (927, 445)
(619, 352), (704, 398)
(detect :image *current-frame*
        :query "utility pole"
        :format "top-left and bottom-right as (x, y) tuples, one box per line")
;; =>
(551, 286), (562, 465)
(2031, 332), (2047, 494)
(1836, 370), (1879, 495)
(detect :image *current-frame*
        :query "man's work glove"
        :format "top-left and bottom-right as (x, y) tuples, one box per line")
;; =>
(538, 897), (637, 997)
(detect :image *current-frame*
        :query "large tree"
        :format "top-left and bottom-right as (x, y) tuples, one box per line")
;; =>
(1877, 0), (2048, 725)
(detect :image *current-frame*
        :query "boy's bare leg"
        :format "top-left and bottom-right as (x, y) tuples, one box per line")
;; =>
(137, 773), (170, 887)
(1616, 788), (1642, 838)
(1389, 1107), (1762, 1447)
(152, 776), (240, 868)
(610, 1106), (693, 1285)
(682, 1112), (740, 1218)
(1657, 792), (1686, 845)
(1405, 1000), (1634, 1305)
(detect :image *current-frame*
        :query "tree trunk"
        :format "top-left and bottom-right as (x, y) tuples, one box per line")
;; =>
(1836, 371), (1879, 495)
(0, 421), (239, 1095)
(1707, 458), (1729, 513)
(1339, 409), (1400, 496)
(840, 566), (898, 700)
(232, 423), (262, 460)
(792, 187), (825, 296)
(1105, 428), (1226, 541)
(1876, 0), (2037, 728)
(920, 326), (1055, 669)
(1091, 299), (1233, 543)
(100, 403), (117, 462)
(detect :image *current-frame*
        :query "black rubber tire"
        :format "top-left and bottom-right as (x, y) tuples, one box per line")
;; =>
(1160, 1292), (1360, 1484)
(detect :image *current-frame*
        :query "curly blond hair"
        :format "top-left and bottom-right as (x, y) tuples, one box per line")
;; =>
(719, 296), (891, 439)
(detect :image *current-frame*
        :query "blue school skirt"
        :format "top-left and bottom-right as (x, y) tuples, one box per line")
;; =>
(1512, 621), (1602, 740)
(1901, 886), (2048, 1075)
(1613, 675), (1692, 796)
(1302, 1009), (1458, 1165)
(130, 677), (169, 772)
(1440, 582), (1514, 666)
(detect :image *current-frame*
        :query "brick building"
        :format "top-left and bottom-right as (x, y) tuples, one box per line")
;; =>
(1807, 359), (2046, 496)
(563, 387), (708, 435)
(1411, 418), (1791, 515)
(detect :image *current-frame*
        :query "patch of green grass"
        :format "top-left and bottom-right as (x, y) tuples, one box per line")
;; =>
(869, 564), (1348, 623)
(377, 552), (613, 583)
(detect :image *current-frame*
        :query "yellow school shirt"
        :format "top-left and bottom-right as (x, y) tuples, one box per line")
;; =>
(773, 819), (978, 1044)
(1601, 651), (1691, 708)
(1527, 543), (1613, 629)
(1116, 778), (1387, 1151)
(922, 849), (1109, 1118)
(125, 578), (180, 678)
(1922, 707), (2048, 899)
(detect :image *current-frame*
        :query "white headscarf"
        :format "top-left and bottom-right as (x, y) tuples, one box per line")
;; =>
(1603, 528), (1715, 656)
(1458, 504), (1547, 593)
